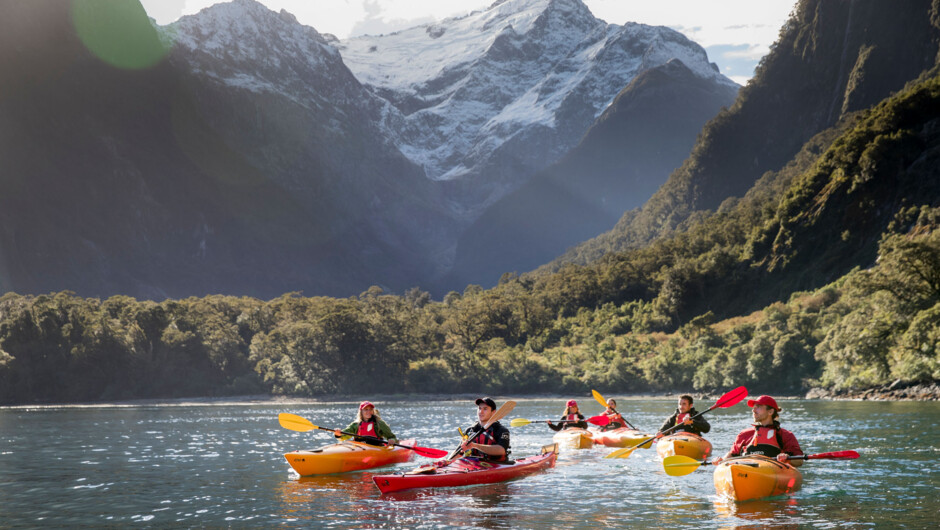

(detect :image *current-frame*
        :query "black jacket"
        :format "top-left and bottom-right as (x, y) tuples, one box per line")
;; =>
(658, 408), (711, 435)
(548, 413), (587, 431)
(463, 420), (511, 460)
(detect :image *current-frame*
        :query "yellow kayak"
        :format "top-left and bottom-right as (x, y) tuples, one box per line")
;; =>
(713, 455), (802, 502)
(591, 427), (654, 449)
(656, 432), (712, 460)
(284, 439), (415, 476)
(553, 428), (594, 450)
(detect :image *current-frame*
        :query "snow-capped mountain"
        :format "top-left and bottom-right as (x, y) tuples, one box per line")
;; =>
(339, 0), (736, 215)
(160, 0), (459, 283)
(0, 0), (741, 300)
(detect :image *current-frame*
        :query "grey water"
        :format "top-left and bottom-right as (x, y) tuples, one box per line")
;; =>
(1, 398), (937, 528)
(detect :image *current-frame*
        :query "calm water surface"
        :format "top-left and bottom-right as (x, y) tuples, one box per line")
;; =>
(1, 398), (937, 528)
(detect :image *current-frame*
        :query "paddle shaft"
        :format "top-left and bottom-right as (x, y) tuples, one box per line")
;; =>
(665, 450), (860, 475)
(447, 400), (516, 460)
(313, 425), (431, 455)
(278, 414), (446, 458)
(592, 390), (636, 429)
(606, 386), (748, 459)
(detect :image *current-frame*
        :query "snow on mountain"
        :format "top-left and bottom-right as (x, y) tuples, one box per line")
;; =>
(161, 0), (378, 118)
(339, 0), (736, 212)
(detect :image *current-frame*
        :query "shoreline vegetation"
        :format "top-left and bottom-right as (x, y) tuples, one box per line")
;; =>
(3, 382), (937, 410)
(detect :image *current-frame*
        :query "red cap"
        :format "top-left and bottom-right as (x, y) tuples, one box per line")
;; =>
(746, 395), (779, 411)
(566, 400), (578, 408)
(359, 401), (374, 410)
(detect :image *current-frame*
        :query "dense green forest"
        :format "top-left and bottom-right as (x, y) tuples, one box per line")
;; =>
(2, 74), (939, 404)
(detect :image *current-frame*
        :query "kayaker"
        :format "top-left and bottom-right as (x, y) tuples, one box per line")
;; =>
(458, 397), (511, 461)
(334, 401), (398, 446)
(655, 394), (711, 438)
(548, 400), (588, 431)
(712, 395), (803, 466)
(601, 398), (627, 431)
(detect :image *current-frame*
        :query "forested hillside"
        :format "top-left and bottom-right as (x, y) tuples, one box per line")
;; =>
(3, 73), (939, 403)
(2, 0), (939, 404)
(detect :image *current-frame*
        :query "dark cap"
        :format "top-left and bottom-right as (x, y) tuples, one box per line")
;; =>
(475, 397), (497, 410)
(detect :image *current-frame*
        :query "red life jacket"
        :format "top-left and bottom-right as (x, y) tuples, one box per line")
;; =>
(675, 412), (691, 426)
(471, 426), (496, 445)
(745, 424), (785, 457)
(357, 419), (377, 437)
(565, 413), (580, 423)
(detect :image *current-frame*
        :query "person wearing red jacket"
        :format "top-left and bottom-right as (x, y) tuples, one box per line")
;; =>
(713, 395), (803, 466)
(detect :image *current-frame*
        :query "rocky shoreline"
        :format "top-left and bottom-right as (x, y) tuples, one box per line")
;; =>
(805, 380), (940, 401)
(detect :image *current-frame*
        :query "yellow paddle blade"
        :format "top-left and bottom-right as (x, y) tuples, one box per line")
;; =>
(278, 412), (315, 432)
(509, 418), (532, 427)
(662, 455), (703, 476)
(592, 389), (608, 410)
(604, 445), (639, 459)
(458, 427), (468, 440)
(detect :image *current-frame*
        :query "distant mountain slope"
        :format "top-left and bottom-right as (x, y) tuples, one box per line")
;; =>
(444, 59), (737, 290)
(552, 0), (940, 268)
(0, 0), (453, 299)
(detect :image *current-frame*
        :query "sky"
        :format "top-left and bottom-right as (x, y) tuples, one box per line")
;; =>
(140, 0), (797, 85)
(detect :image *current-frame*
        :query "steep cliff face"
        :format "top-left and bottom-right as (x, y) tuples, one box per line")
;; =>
(444, 59), (737, 290)
(555, 0), (940, 266)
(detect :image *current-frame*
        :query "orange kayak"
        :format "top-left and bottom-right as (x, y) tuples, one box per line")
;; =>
(553, 428), (594, 450)
(284, 439), (415, 476)
(656, 432), (712, 460)
(713, 455), (802, 502)
(591, 427), (654, 449)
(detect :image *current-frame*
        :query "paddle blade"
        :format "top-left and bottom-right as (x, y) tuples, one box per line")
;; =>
(713, 386), (749, 410)
(510, 418), (533, 428)
(587, 414), (611, 427)
(592, 389), (608, 409)
(802, 450), (860, 460)
(604, 445), (639, 459)
(278, 413), (315, 432)
(401, 444), (448, 459)
(662, 455), (704, 476)
(484, 400), (516, 429)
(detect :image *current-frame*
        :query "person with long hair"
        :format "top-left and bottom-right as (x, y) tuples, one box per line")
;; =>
(547, 399), (588, 431)
(334, 401), (397, 446)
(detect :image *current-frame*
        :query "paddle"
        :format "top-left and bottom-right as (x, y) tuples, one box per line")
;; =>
(446, 400), (517, 460)
(277, 413), (448, 458)
(592, 389), (637, 429)
(510, 415), (611, 428)
(604, 386), (748, 459)
(663, 450), (861, 477)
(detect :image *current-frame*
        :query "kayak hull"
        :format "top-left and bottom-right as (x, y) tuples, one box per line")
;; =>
(713, 455), (802, 502)
(591, 427), (654, 449)
(553, 428), (594, 450)
(284, 439), (414, 476)
(372, 444), (558, 494)
(656, 432), (712, 460)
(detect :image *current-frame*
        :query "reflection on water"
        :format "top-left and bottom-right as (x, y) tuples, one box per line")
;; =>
(714, 497), (802, 529)
(1, 399), (938, 528)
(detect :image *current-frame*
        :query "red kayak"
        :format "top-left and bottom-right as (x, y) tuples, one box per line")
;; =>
(372, 444), (558, 494)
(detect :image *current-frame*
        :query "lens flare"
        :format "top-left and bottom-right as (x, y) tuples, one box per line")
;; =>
(70, 0), (172, 70)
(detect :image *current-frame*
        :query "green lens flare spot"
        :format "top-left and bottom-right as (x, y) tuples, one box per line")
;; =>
(70, 0), (172, 70)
